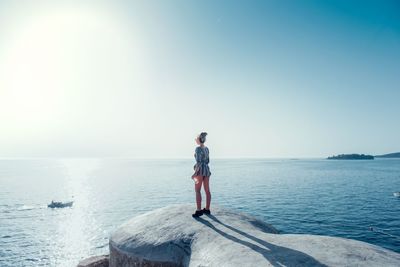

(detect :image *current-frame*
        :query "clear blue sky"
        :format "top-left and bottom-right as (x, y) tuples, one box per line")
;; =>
(0, 0), (399, 158)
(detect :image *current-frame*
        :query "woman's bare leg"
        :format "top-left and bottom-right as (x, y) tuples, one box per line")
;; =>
(194, 176), (203, 210)
(203, 176), (211, 210)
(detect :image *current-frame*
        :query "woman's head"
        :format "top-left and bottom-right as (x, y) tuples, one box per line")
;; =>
(196, 132), (207, 145)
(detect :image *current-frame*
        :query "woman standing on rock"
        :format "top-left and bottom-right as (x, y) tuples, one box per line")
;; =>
(191, 132), (212, 217)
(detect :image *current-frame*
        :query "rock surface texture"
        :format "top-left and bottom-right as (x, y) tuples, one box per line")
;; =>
(109, 204), (400, 267)
(77, 255), (109, 267)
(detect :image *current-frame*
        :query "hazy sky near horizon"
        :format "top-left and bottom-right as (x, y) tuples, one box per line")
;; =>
(0, 0), (399, 158)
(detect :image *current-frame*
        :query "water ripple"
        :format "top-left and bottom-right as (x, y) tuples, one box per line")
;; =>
(0, 158), (399, 266)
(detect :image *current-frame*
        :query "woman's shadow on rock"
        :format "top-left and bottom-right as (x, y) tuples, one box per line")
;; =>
(195, 214), (327, 267)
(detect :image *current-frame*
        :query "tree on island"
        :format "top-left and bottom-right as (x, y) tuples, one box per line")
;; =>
(327, 154), (374, 160)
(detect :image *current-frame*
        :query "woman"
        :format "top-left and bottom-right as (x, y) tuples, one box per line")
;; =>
(191, 132), (212, 217)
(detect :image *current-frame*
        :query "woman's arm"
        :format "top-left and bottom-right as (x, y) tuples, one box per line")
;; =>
(195, 147), (202, 163)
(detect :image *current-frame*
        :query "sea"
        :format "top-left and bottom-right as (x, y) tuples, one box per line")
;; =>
(0, 158), (399, 266)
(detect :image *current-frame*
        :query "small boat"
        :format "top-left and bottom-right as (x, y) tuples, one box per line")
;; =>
(48, 201), (73, 208)
(393, 192), (400, 198)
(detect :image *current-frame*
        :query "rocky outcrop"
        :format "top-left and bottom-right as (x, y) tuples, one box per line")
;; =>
(77, 255), (109, 267)
(109, 204), (400, 267)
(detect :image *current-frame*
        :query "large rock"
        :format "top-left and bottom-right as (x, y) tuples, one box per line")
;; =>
(77, 255), (109, 267)
(109, 204), (400, 267)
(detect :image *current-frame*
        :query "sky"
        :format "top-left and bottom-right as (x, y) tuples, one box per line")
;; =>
(0, 0), (399, 158)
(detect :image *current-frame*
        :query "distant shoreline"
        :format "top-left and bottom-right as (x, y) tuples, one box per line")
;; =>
(327, 152), (400, 160)
(375, 152), (400, 158)
(0, 154), (399, 160)
(327, 154), (374, 160)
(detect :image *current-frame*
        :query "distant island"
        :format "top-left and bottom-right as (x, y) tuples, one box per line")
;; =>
(375, 152), (400, 158)
(327, 154), (374, 160)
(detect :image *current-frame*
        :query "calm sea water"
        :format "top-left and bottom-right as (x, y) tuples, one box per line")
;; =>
(0, 158), (399, 266)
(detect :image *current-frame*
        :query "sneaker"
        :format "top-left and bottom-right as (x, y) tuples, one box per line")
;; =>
(202, 208), (211, 215)
(192, 210), (203, 218)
